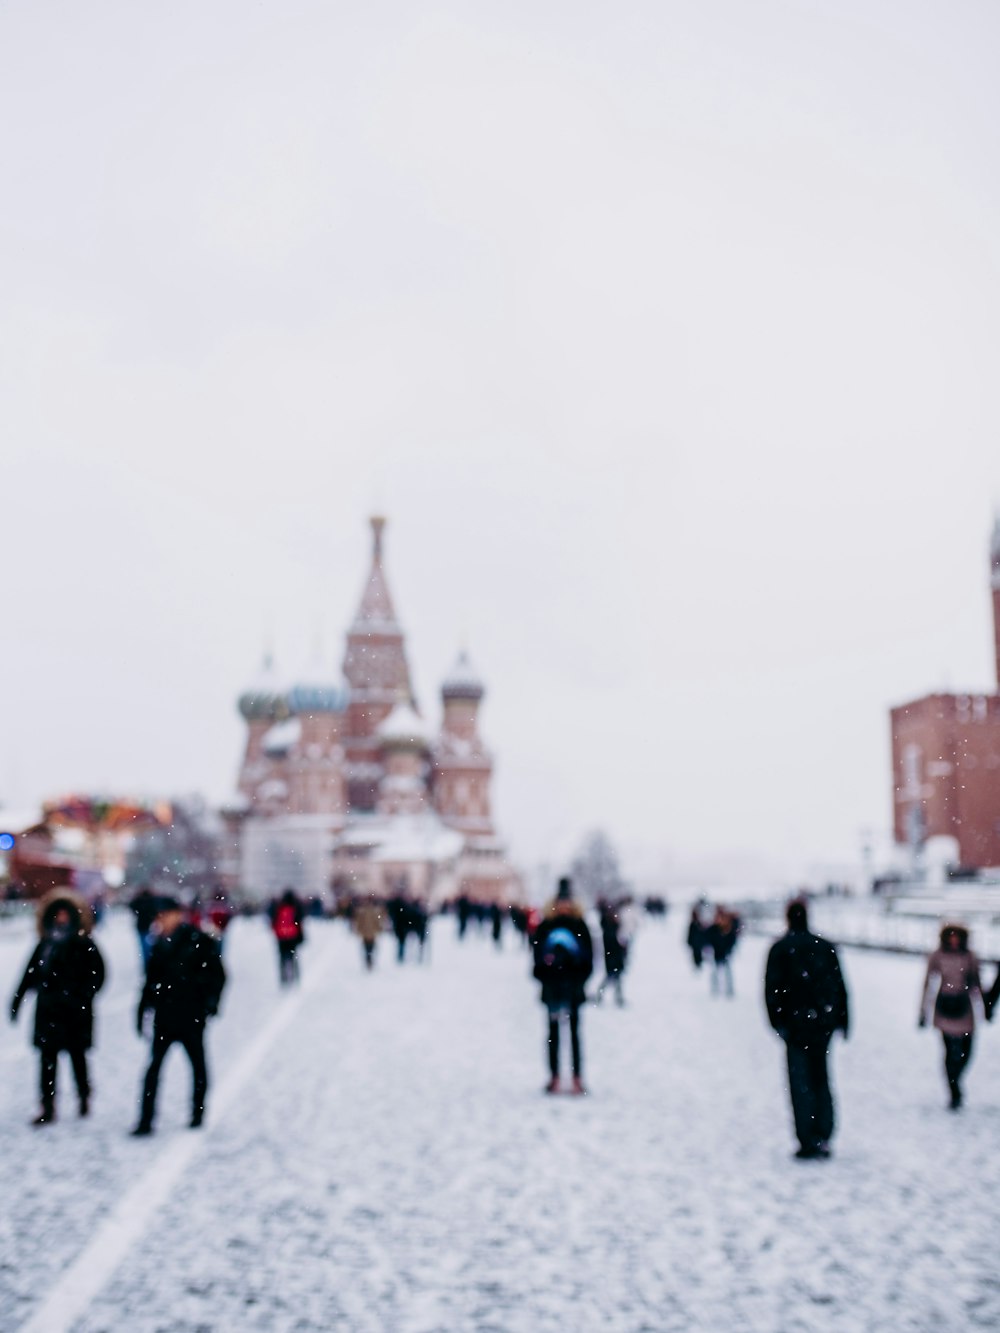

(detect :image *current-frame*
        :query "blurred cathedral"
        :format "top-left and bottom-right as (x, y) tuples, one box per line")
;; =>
(225, 517), (515, 903)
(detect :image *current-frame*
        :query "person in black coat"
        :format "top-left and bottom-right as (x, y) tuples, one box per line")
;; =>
(595, 903), (628, 1006)
(764, 899), (849, 1159)
(132, 898), (226, 1136)
(532, 877), (594, 1095)
(10, 890), (106, 1125)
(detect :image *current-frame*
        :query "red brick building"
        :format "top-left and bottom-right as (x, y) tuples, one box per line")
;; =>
(890, 521), (1000, 869)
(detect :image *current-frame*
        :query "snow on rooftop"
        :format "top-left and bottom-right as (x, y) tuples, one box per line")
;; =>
(376, 702), (431, 747)
(262, 718), (302, 755)
(442, 648), (485, 700)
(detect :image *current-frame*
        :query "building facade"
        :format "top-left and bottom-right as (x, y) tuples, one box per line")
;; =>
(227, 517), (515, 902)
(890, 521), (1000, 869)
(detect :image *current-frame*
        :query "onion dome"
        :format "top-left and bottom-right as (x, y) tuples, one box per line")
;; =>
(286, 682), (345, 714)
(376, 702), (432, 750)
(441, 649), (485, 703)
(238, 654), (289, 721)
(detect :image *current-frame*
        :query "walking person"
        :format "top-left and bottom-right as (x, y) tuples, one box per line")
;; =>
(595, 903), (628, 1006)
(532, 877), (594, 1095)
(130, 884), (160, 970)
(686, 905), (706, 971)
(490, 902), (504, 949)
(353, 894), (385, 971)
(708, 907), (740, 997)
(131, 898), (226, 1136)
(765, 899), (849, 1160)
(9, 890), (106, 1126)
(269, 888), (305, 986)
(919, 923), (983, 1110)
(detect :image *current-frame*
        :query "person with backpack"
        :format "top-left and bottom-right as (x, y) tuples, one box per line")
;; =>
(919, 923), (984, 1110)
(532, 877), (594, 1095)
(10, 890), (106, 1126)
(269, 888), (305, 986)
(764, 899), (849, 1160)
(132, 897), (226, 1136)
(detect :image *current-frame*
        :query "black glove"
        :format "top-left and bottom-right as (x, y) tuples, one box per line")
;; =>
(136, 1007), (148, 1037)
(917, 1014), (927, 1029)
(9, 999), (19, 1024)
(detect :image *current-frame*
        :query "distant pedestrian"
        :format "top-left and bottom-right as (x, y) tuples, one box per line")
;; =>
(532, 877), (594, 1095)
(765, 899), (849, 1160)
(456, 895), (471, 940)
(409, 900), (429, 961)
(270, 889), (305, 986)
(707, 907), (740, 997)
(686, 906), (706, 971)
(130, 885), (160, 969)
(595, 904), (628, 1006)
(919, 923), (983, 1111)
(353, 895), (385, 970)
(388, 893), (410, 963)
(490, 902), (504, 949)
(10, 890), (106, 1126)
(207, 890), (234, 953)
(132, 897), (226, 1136)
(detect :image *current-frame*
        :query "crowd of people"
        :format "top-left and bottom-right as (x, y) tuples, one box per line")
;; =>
(5, 878), (999, 1159)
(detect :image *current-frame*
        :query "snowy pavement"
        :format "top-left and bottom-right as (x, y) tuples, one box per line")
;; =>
(2, 911), (1000, 1332)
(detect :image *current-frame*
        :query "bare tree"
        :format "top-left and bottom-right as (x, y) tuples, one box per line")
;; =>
(569, 830), (625, 906)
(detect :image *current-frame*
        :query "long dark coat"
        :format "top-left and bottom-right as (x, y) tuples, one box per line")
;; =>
(764, 927), (849, 1049)
(11, 892), (106, 1052)
(138, 922), (226, 1032)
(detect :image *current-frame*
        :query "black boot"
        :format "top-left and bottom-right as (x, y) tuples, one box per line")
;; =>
(32, 1104), (55, 1127)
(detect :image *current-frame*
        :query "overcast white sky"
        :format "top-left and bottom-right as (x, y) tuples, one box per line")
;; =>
(2, 0), (999, 886)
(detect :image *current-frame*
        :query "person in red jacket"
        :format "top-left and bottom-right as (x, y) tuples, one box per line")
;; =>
(269, 889), (306, 986)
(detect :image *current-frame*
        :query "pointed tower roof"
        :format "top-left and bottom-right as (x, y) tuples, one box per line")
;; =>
(350, 515), (400, 633)
(343, 516), (415, 705)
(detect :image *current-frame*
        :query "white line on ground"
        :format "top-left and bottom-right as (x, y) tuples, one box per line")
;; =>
(18, 949), (330, 1333)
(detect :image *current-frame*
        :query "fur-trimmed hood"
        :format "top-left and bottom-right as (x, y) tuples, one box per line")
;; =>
(544, 898), (584, 920)
(35, 889), (93, 938)
(940, 922), (970, 952)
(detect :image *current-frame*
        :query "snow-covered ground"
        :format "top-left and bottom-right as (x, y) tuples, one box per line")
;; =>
(2, 910), (1000, 1332)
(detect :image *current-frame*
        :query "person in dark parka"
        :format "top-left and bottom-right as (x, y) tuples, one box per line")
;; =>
(686, 907), (706, 970)
(132, 898), (226, 1136)
(595, 903), (628, 1006)
(532, 877), (594, 1095)
(765, 899), (849, 1159)
(10, 889), (106, 1125)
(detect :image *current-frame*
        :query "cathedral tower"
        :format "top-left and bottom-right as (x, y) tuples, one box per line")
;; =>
(432, 650), (494, 835)
(342, 516), (415, 810)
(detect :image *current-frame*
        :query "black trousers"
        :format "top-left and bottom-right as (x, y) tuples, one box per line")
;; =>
(362, 939), (375, 970)
(785, 1038), (834, 1150)
(277, 940), (299, 985)
(40, 1047), (89, 1111)
(942, 1033), (973, 1095)
(547, 1005), (582, 1078)
(139, 1024), (208, 1128)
